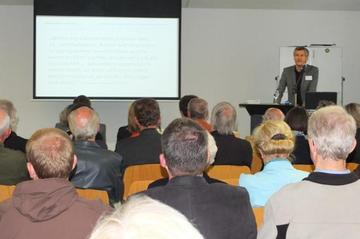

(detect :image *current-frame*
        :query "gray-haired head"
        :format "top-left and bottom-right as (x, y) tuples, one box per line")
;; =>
(0, 109), (11, 138)
(188, 98), (209, 120)
(68, 106), (100, 140)
(211, 102), (237, 135)
(308, 106), (356, 161)
(89, 195), (204, 239)
(0, 99), (18, 131)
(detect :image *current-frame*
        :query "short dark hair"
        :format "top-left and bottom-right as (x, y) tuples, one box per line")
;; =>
(293, 46), (309, 56)
(73, 95), (91, 107)
(179, 95), (198, 117)
(134, 98), (160, 127)
(161, 118), (208, 176)
(285, 106), (308, 133)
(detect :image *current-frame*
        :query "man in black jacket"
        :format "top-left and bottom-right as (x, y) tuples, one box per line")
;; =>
(142, 118), (257, 239)
(68, 106), (123, 204)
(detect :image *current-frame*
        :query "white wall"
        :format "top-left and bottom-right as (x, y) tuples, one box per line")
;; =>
(1, 6), (360, 149)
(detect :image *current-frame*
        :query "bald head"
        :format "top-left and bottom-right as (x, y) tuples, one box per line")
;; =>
(0, 109), (11, 142)
(263, 108), (285, 122)
(68, 106), (100, 140)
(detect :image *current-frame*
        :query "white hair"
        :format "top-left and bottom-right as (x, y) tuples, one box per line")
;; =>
(68, 107), (100, 140)
(89, 195), (204, 239)
(308, 106), (356, 160)
(0, 99), (18, 131)
(0, 109), (10, 136)
(210, 102), (237, 135)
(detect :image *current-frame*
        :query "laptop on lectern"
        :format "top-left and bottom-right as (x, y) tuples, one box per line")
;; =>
(305, 92), (337, 110)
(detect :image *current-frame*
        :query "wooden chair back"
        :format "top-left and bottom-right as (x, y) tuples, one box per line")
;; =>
(206, 165), (251, 186)
(76, 188), (109, 205)
(293, 164), (315, 172)
(123, 164), (168, 200)
(347, 162), (359, 171)
(253, 207), (264, 229)
(0, 185), (15, 203)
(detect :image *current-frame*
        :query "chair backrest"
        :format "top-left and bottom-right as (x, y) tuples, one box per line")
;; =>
(347, 163), (359, 171)
(206, 165), (251, 186)
(123, 164), (168, 200)
(253, 207), (264, 229)
(0, 185), (16, 203)
(293, 164), (315, 172)
(76, 188), (109, 205)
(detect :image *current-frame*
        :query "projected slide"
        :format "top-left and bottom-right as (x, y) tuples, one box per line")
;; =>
(35, 16), (179, 98)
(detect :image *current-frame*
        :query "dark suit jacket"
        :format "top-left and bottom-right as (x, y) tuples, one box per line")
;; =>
(211, 131), (253, 167)
(276, 64), (319, 105)
(292, 135), (313, 165)
(143, 176), (257, 239)
(347, 128), (360, 164)
(115, 128), (161, 168)
(147, 172), (225, 189)
(4, 132), (27, 153)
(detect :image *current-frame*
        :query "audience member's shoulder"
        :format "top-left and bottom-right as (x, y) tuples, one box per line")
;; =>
(3, 147), (26, 159)
(0, 199), (12, 217)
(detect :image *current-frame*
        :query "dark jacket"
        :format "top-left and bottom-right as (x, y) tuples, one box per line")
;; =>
(211, 131), (253, 167)
(292, 134), (313, 164)
(115, 128), (161, 167)
(147, 172), (225, 189)
(0, 178), (110, 239)
(70, 140), (124, 203)
(0, 143), (29, 185)
(143, 176), (257, 239)
(4, 131), (27, 153)
(347, 128), (360, 164)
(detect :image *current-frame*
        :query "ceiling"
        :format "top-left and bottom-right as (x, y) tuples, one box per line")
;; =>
(1, 0), (360, 11)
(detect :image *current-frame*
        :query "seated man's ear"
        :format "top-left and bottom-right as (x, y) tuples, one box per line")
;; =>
(159, 153), (167, 169)
(27, 162), (38, 180)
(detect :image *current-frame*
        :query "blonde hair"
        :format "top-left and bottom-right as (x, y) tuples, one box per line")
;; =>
(89, 195), (204, 239)
(128, 101), (140, 133)
(345, 103), (360, 128)
(308, 106), (356, 160)
(26, 128), (74, 179)
(253, 120), (294, 156)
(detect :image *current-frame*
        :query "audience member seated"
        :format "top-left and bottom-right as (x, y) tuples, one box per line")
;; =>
(89, 195), (204, 239)
(0, 128), (110, 239)
(56, 95), (107, 149)
(263, 108), (285, 122)
(115, 98), (162, 167)
(0, 109), (28, 185)
(0, 99), (27, 153)
(148, 131), (224, 188)
(285, 106), (312, 164)
(345, 102), (360, 164)
(258, 106), (360, 239)
(179, 94), (198, 117)
(316, 99), (335, 109)
(142, 118), (256, 239)
(210, 102), (252, 167)
(68, 106), (124, 204)
(116, 101), (140, 143)
(239, 120), (308, 207)
(188, 97), (213, 132)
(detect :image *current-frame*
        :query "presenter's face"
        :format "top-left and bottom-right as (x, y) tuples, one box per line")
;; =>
(293, 50), (308, 67)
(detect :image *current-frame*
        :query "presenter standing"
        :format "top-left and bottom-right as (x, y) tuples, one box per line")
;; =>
(275, 47), (319, 105)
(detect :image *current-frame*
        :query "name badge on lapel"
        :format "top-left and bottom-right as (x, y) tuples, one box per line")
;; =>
(305, 75), (312, 81)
